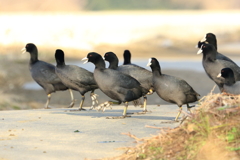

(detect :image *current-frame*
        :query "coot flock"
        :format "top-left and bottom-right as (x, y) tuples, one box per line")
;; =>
(23, 33), (239, 121)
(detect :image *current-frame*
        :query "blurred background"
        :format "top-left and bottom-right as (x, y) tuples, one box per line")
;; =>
(0, 0), (240, 110)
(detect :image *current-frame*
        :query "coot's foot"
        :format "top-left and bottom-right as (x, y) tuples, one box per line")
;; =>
(89, 93), (98, 110)
(106, 115), (131, 119)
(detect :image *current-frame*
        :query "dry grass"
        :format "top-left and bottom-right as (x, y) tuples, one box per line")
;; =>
(101, 91), (240, 160)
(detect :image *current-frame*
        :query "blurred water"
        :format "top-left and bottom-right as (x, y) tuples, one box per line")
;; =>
(71, 59), (205, 72)
(23, 82), (42, 90)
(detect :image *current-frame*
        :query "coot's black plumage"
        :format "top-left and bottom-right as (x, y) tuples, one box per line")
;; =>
(82, 52), (148, 118)
(22, 43), (74, 109)
(197, 33), (237, 65)
(197, 43), (240, 91)
(147, 57), (200, 121)
(217, 68), (240, 95)
(104, 52), (153, 113)
(122, 49), (138, 67)
(55, 49), (98, 110)
(123, 50), (132, 65)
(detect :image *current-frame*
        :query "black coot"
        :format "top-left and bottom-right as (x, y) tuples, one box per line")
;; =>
(122, 49), (138, 66)
(197, 43), (240, 91)
(104, 51), (153, 113)
(123, 50), (133, 65)
(147, 57), (200, 121)
(22, 43), (74, 109)
(197, 33), (237, 64)
(217, 68), (240, 95)
(55, 49), (98, 110)
(82, 52), (148, 119)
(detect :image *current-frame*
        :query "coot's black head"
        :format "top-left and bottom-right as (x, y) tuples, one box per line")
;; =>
(24, 43), (37, 53)
(197, 41), (204, 49)
(123, 50), (131, 65)
(147, 57), (161, 73)
(104, 52), (117, 63)
(104, 52), (119, 69)
(206, 33), (217, 49)
(218, 68), (234, 79)
(197, 43), (216, 55)
(82, 52), (105, 68)
(22, 43), (39, 63)
(55, 49), (65, 66)
(86, 52), (101, 63)
(200, 33), (217, 50)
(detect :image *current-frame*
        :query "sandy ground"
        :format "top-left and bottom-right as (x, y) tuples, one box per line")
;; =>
(0, 105), (183, 160)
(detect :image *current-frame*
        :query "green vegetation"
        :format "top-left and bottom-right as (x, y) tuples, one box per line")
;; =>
(84, 0), (201, 10)
(0, 102), (21, 110)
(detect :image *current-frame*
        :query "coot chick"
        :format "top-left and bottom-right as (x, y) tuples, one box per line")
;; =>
(217, 68), (240, 95)
(197, 43), (240, 91)
(104, 51), (154, 113)
(147, 57), (200, 121)
(22, 43), (74, 109)
(197, 33), (237, 65)
(55, 49), (98, 110)
(82, 52), (148, 119)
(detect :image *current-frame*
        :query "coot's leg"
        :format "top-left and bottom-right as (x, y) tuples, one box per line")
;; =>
(134, 96), (152, 114)
(187, 104), (194, 113)
(45, 94), (51, 109)
(68, 89), (75, 108)
(175, 106), (182, 121)
(106, 102), (131, 119)
(78, 95), (86, 111)
(89, 91), (98, 110)
(97, 101), (120, 112)
(122, 102), (129, 117)
(147, 89), (154, 95)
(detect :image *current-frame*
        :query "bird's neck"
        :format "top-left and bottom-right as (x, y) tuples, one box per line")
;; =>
(56, 64), (65, 68)
(151, 67), (162, 77)
(95, 59), (106, 70)
(56, 60), (65, 68)
(123, 59), (131, 65)
(108, 60), (118, 69)
(30, 50), (39, 64)
(208, 39), (217, 50)
(203, 52), (216, 62)
(225, 77), (236, 86)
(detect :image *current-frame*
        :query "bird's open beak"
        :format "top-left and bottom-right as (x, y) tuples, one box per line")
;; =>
(81, 57), (88, 64)
(146, 59), (152, 67)
(200, 35), (206, 42)
(21, 47), (26, 54)
(197, 48), (203, 54)
(217, 73), (221, 78)
(197, 44), (204, 54)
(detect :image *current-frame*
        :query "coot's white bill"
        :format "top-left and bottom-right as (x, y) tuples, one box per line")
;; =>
(81, 57), (88, 64)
